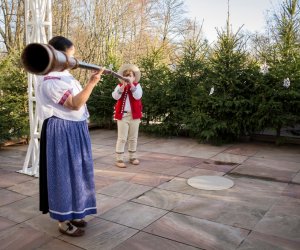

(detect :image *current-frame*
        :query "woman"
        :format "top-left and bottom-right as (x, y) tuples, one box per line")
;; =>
(112, 64), (143, 168)
(37, 36), (104, 236)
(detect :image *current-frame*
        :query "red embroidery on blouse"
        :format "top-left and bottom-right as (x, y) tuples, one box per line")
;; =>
(43, 76), (61, 81)
(58, 90), (71, 105)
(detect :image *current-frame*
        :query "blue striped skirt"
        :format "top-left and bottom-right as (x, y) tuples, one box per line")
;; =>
(45, 117), (96, 221)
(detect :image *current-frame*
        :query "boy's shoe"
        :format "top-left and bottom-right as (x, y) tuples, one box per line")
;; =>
(116, 160), (126, 168)
(129, 158), (140, 165)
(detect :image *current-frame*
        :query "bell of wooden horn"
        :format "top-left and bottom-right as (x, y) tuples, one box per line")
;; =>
(21, 43), (79, 75)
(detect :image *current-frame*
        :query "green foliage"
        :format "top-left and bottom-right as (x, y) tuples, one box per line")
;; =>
(0, 3), (299, 147)
(87, 74), (117, 129)
(188, 29), (260, 143)
(138, 48), (172, 134)
(77, 53), (123, 129)
(164, 38), (208, 136)
(75, 0), (300, 145)
(253, 64), (300, 139)
(0, 51), (29, 143)
(254, 0), (300, 138)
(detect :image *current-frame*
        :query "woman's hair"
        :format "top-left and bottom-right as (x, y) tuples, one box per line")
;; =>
(122, 69), (135, 77)
(48, 36), (73, 52)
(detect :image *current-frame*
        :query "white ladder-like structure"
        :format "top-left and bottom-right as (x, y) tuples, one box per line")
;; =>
(18, 0), (52, 177)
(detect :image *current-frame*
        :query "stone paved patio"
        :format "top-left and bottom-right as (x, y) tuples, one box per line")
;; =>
(0, 129), (299, 250)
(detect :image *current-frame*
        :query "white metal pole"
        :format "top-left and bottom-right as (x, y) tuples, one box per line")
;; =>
(18, 0), (52, 177)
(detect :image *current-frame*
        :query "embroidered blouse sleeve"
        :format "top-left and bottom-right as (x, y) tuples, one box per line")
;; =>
(43, 78), (73, 105)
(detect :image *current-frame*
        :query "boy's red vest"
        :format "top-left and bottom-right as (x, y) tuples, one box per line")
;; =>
(114, 82), (143, 120)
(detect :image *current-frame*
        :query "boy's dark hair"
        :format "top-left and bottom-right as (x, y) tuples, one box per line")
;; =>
(48, 36), (73, 52)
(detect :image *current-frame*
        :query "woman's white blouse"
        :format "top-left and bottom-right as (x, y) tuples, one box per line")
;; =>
(36, 71), (89, 121)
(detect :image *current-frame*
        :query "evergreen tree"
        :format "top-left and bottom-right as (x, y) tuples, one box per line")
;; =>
(138, 48), (171, 135)
(165, 27), (208, 136)
(0, 51), (29, 143)
(253, 0), (300, 141)
(189, 15), (259, 143)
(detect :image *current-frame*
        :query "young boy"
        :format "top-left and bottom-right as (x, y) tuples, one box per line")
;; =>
(112, 64), (143, 168)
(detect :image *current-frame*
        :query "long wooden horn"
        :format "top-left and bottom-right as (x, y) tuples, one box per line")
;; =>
(21, 43), (129, 82)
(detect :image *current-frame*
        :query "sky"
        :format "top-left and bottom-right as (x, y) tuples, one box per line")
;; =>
(184, 0), (282, 42)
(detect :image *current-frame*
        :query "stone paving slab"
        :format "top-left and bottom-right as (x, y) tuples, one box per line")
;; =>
(36, 238), (83, 250)
(0, 224), (52, 250)
(282, 184), (300, 200)
(128, 171), (174, 187)
(158, 176), (287, 210)
(0, 196), (40, 223)
(130, 152), (201, 176)
(94, 162), (145, 174)
(92, 146), (115, 159)
(0, 129), (299, 250)
(138, 137), (229, 159)
(210, 152), (248, 164)
(132, 188), (193, 210)
(193, 159), (238, 173)
(253, 197), (300, 242)
(0, 147), (27, 159)
(93, 161), (114, 170)
(0, 156), (27, 172)
(0, 171), (34, 188)
(172, 194), (267, 230)
(231, 157), (300, 182)
(91, 138), (116, 147)
(95, 194), (127, 215)
(292, 172), (300, 184)
(24, 214), (62, 237)
(223, 143), (262, 156)
(7, 179), (39, 196)
(253, 146), (300, 163)
(94, 166), (139, 181)
(238, 231), (300, 250)
(89, 129), (117, 138)
(98, 181), (152, 200)
(59, 217), (138, 250)
(0, 153), (26, 163)
(0, 189), (27, 207)
(113, 231), (200, 250)
(178, 167), (225, 178)
(0, 169), (11, 175)
(143, 212), (249, 250)
(0, 217), (16, 232)
(99, 201), (167, 230)
(93, 151), (150, 167)
(93, 175), (120, 192)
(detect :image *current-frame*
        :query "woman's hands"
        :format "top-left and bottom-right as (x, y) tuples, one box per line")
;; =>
(88, 68), (105, 86)
(63, 68), (105, 111)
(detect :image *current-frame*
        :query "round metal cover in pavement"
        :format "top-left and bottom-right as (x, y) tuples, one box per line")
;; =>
(187, 176), (234, 190)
